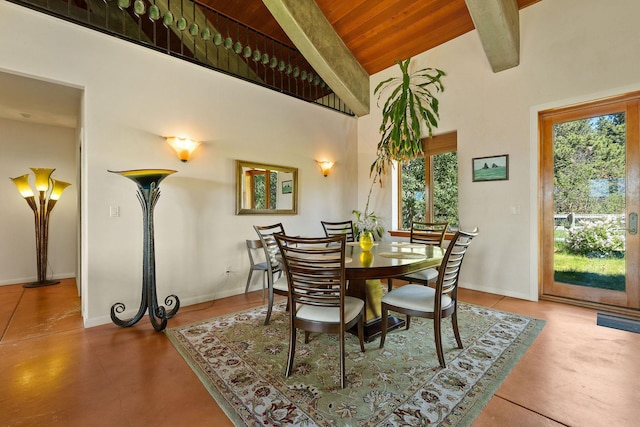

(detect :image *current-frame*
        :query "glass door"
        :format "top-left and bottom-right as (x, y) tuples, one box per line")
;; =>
(540, 93), (640, 309)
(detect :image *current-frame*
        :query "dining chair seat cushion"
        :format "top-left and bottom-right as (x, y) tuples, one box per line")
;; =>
(295, 296), (364, 323)
(382, 284), (452, 313)
(254, 261), (269, 270)
(273, 276), (288, 292)
(403, 268), (438, 282)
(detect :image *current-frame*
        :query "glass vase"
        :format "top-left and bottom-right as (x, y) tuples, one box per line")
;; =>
(359, 231), (374, 251)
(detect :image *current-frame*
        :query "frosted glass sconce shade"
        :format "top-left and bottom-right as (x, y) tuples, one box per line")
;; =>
(317, 160), (334, 177)
(166, 137), (200, 162)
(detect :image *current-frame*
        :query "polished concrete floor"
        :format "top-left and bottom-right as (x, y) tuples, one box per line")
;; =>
(1, 278), (639, 426)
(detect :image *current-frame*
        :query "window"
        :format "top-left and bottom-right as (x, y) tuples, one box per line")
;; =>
(247, 169), (277, 209)
(398, 131), (459, 229)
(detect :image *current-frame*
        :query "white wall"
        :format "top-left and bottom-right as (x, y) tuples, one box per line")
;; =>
(0, 118), (78, 285)
(4, 0), (639, 324)
(0, 2), (358, 326)
(358, 0), (640, 300)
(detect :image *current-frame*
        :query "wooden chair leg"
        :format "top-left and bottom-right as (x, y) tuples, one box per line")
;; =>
(357, 314), (365, 353)
(387, 278), (393, 292)
(264, 285), (274, 325)
(340, 328), (346, 389)
(379, 304), (388, 348)
(451, 310), (463, 348)
(304, 331), (310, 344)
(406, 315), (411, 330)
(434, 315), (445, 368)
(286, 326), (297, 377)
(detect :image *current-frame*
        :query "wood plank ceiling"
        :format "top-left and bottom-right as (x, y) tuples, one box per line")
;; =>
(198, 0), (541, 75)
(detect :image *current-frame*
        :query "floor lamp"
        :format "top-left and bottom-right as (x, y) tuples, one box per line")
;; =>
(10, 168), (71, 288)
(108, 169), (180, 331)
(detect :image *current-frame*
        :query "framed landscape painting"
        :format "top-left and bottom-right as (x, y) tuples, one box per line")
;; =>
(472, 154), (509, 182)
(281, 180), (293, 194)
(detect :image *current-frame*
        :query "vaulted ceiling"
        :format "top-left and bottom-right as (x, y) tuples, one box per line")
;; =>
(199, 0), (541, 75)
(0, 0), (544, 125)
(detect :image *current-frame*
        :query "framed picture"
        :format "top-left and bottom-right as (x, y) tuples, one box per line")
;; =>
(281, 180), (293, 194)
(472, 154), (509, 182)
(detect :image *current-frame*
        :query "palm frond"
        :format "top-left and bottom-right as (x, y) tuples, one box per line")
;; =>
(371, 58), (445, 178)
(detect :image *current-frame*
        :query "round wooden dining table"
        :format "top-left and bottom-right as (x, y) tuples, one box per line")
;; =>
(344, 241), (444, 342)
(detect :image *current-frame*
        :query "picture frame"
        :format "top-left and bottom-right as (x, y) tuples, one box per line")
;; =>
(472, 154), (509, 182)
(281, 180), (293, 194)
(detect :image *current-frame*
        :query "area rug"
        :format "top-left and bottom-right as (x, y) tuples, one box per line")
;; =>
(166, 302), (545, 426)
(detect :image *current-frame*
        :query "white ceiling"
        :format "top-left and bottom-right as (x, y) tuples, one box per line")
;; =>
(0, 71), (81, 129)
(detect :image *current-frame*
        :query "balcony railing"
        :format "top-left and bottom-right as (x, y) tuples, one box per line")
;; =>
(9, 0), (354, 116)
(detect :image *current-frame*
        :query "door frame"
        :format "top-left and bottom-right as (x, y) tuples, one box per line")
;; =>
(538, 91), (640, 313)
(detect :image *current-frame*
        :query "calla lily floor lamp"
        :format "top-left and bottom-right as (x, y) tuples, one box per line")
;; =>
(10, 168), (71, 288)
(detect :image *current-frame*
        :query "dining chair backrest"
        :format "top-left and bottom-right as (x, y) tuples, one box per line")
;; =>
(410, 221), (449, 247)
(320, 220), (355, 242)
(275, 234), (347, 311)
(245, 239), (264, 266)
(253, 223), (286, 271)
(436, 227), (478, 300)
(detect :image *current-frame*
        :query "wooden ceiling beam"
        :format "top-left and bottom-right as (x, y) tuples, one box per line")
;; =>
(262, 0), (370, 116)
(465, 0), (520, 72)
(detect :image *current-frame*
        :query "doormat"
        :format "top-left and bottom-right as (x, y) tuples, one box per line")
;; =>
(597, 312), (640, 334)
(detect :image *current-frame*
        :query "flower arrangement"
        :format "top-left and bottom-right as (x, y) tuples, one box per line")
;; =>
(353, 174), (385, 240)
(352, 209), (384, 240)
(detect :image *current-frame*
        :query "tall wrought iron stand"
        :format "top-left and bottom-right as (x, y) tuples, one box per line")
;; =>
(108, 169), (180, 331)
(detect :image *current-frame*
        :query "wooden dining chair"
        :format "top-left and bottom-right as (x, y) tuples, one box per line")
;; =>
(275, 233), (365, 389)
(253, 223), (289, 325)
(320, 220), (355, 242)
(387, 221), (449, 291)
(380, 228), (478, 368)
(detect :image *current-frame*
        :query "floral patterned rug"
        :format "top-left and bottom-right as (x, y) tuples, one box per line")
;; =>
(166, 302), (544, 426)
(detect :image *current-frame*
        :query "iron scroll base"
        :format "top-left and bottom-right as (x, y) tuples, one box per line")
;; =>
(108, 169), (180, 331)
(110, 294), (180, 332)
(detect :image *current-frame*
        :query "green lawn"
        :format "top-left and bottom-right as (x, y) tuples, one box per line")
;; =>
(554, 251), (625, 291)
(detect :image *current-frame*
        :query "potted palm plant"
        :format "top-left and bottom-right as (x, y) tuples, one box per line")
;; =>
(354, 58), (445, 242)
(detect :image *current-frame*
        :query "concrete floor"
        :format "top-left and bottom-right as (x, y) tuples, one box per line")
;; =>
(1, 278), (639, 426)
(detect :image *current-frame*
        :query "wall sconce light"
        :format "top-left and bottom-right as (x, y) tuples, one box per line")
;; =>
(317, 160), (334, 177)
(10, 168), (71, 288)
(166, 136), (200, 162)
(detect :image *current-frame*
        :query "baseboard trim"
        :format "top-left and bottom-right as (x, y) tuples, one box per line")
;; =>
(540, 294), (640, 319)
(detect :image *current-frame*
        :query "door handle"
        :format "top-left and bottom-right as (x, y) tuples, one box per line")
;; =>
(629, 212), (638, 235)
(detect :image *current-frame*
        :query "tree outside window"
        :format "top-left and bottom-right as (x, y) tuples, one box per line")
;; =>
(398, 132), (458, 230)
(433, 151), (459, 228)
